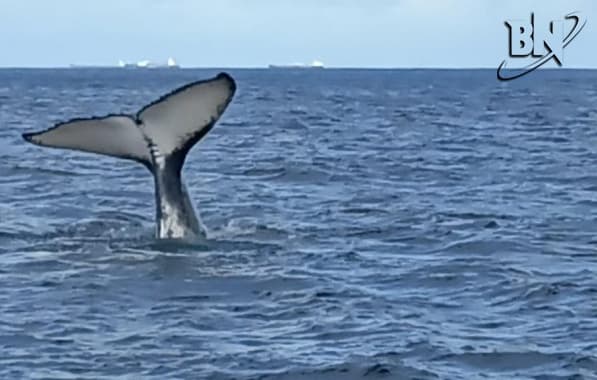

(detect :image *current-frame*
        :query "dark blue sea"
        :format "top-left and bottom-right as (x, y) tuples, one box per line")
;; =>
(1, 68), (597, 380)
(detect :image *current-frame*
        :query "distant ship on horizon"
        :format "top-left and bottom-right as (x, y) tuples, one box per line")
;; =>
(118, 57), (180, 69)
(268, 60), (325, 69)
(69, 58), (180, 69)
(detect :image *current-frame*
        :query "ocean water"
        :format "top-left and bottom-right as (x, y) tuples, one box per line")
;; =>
(1, 68), (597, 380)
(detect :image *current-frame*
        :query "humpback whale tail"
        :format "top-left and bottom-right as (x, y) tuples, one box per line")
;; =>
(22, 72), (236, 240)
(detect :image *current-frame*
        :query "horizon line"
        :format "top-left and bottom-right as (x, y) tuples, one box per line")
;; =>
(1, 65), (597, 70)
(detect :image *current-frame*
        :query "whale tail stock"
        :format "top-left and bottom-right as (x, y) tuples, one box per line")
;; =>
(22, 72), (237, 240)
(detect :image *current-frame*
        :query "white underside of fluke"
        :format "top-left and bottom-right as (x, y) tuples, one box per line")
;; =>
(22, 73), (237, 240)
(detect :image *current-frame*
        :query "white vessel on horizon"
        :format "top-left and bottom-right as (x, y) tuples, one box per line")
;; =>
(268, 60), (325, 69)
(118, 57), (180, 69)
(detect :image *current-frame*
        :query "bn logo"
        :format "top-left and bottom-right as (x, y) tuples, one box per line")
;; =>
(497, 12), (586, 81)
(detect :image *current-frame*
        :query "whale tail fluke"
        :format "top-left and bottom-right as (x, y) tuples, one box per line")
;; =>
(22, 115), (151, 165)
(22, 72), (237, 240)
(22, 72), (236, 170)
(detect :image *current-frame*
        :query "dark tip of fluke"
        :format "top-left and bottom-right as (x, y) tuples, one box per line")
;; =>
(22, 132), (33, 142)
(217, 72), (236, 91)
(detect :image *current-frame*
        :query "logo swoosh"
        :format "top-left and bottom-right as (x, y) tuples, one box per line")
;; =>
(563, 12), (587, 48)
(497, 52), (556, 81)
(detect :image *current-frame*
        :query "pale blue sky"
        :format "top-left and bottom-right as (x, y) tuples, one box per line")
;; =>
(0, 0), (595, 68)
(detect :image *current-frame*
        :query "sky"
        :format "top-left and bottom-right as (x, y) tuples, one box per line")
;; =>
(0, 0), (595, 68)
